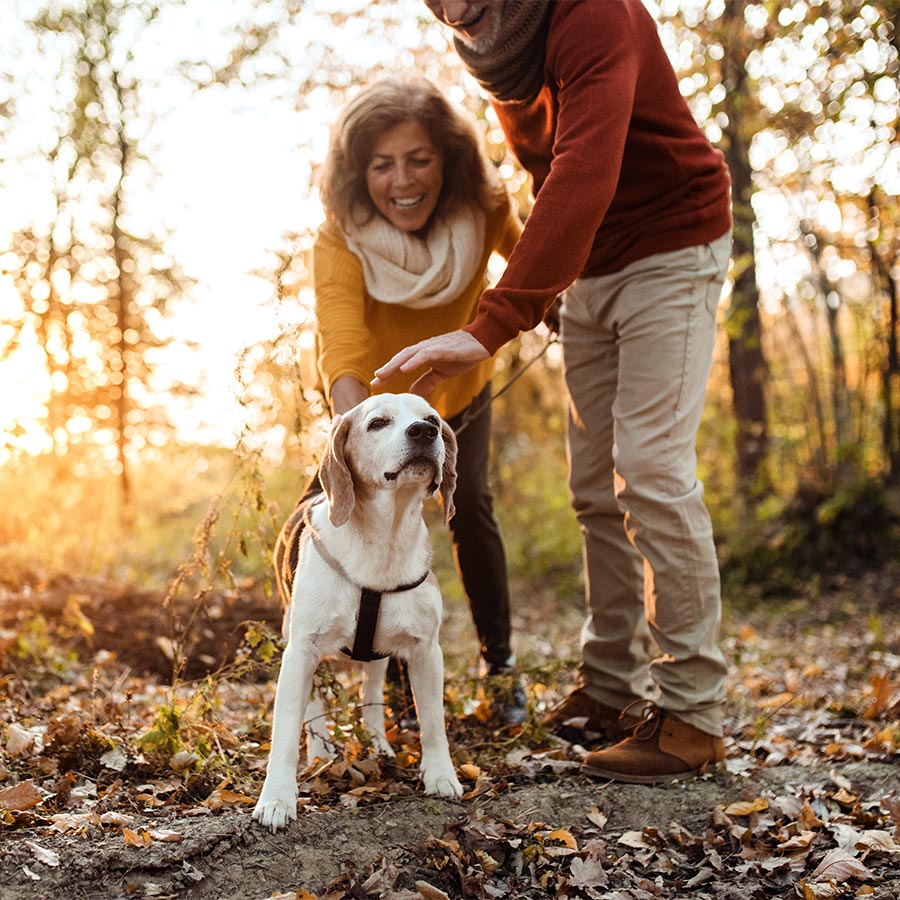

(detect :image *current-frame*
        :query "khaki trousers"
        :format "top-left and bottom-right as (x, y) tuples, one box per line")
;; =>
(560, 232), (732, 736)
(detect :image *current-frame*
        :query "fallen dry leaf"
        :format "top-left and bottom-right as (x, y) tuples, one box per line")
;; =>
(148, 828), (184, 843)
(458, 763), (482, 780)
(617, 830), (655, 849)
(99, 811), (134, 826)
(0, 779), (42, 812)
(723, 797), (769, 816)
(567, 854), (609, 888)
(123, 827), (152, 848)
(797, 799), (825, 830)
(779, 830), (817, 851)
(202, 787), (256, 808)
(25, 841), (60, 867)
(415, 881), (451, 900)
(546, 828), (578, 849)
(798, 881), (841, 899)
(48, 812), (102, 833)
(5, 723), (40, 757)
(811, 848), (873, 882)
(855, 830), (900, 855)
(862, 673), (896, 719)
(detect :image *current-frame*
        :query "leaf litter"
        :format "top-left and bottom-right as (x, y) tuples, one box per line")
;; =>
(0, 570), (897, 899)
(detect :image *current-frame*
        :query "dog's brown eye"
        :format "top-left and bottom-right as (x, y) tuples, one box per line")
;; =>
(425, 415), (439, 427)
(367, 417), (390, 431)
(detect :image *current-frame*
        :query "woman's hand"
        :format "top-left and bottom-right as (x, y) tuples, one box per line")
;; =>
(371, 330), (489, 396)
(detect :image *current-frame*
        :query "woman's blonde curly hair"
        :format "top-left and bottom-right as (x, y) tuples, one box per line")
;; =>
(318, 73), (501, 231)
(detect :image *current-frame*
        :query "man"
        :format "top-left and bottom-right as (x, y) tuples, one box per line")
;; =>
(373, 0), (732, 783)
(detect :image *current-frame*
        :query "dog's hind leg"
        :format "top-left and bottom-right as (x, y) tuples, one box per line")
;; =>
(253, 643), (318, 831)
(406, 643), (463, 798)
(304, 688), (335, 763)
(361, 657), (394, 757)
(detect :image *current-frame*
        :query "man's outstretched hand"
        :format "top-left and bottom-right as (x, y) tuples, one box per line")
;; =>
(372, 330), (490, 397)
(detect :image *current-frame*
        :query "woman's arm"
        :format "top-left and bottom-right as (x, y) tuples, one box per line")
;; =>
(314, 222), (374, 401)
(329, 375), (369, 415)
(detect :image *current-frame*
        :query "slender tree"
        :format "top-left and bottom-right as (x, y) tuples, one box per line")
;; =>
(1, 0), (192, 519)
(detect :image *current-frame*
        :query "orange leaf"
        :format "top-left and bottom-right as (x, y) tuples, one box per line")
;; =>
(202, 788), (256, 808)
(797, 799), (824, 831)
(722, 798), (769, 816)
(832, 787), (858, 808)
(123, 827), (152, 848)
(863, 673), (897, 719)
(546, 828), (578, 849)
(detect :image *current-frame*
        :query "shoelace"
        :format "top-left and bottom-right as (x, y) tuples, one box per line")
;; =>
(619, 699), (664, 741)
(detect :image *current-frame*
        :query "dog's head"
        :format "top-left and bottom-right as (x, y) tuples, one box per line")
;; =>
(319, 393), (458, 528)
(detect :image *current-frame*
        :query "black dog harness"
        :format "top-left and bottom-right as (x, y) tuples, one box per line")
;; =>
(303, 503), (430, 662)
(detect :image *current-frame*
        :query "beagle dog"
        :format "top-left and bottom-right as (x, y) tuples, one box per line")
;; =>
(253, 393), (464, 831)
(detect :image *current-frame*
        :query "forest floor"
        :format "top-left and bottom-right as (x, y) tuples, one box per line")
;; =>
(0, 565), (898, 900)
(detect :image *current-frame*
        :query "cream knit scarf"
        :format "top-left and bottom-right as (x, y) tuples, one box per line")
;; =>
(342, 204), (485, 309)
(454, 0), (552, 104)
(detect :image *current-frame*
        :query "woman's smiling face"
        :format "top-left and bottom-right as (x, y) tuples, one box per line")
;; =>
(366, 119), (444, 234)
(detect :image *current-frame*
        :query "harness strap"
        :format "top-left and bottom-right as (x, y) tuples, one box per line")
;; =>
(342, 570), (429, 662)
(348, 588), (387, 662)
(302, 500), (430, 662)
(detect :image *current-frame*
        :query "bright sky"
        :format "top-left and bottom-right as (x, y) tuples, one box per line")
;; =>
(0, 0), (435, 457)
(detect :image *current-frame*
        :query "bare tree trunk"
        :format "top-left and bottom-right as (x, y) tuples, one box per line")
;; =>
(802, 223), (853, 484)
(720, 0), (769, 494)
(868, 191), (900, 481)
(780, 295), (829, 484)
(112, 71), (132, 525)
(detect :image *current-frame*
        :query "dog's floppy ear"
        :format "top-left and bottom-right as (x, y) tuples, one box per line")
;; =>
(320, 414), (355, 527)
(438, 419), (458, 526)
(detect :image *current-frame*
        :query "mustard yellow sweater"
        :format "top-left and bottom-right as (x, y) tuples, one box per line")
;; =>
(313, 198), (522, 420)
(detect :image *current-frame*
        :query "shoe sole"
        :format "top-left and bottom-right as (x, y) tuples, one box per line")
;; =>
(581, 762), (702, 784)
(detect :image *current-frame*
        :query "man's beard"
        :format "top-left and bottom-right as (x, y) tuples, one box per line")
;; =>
(453, 4), (503, 53)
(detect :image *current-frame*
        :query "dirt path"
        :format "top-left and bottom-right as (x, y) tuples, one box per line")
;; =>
(2, 761), (898, 899)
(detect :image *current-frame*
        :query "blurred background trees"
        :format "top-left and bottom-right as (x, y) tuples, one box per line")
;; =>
(0, 0), (898, 594)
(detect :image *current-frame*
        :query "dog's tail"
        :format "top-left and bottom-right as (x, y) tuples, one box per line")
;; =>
(273, 484), (323, 608)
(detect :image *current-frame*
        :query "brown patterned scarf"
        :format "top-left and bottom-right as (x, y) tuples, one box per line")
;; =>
(453, 1), (552, 104)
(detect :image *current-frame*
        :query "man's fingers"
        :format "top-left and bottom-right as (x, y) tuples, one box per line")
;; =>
(372, 347), (421, 387)
(372, 330), (489, 390)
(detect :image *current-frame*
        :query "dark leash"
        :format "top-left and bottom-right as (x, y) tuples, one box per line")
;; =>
(453, 330), (560, 436)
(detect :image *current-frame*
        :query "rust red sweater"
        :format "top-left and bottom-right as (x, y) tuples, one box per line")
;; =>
(465, 0), (733, 354)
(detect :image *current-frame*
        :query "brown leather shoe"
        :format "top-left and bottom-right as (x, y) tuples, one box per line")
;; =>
(581, 702), (725, 784)
(542, 688), (640, 745)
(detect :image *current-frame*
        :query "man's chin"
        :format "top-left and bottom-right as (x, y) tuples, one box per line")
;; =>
(454, 8), (501, 52)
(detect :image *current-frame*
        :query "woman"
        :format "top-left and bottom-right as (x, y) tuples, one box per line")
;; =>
(312, 73), (524, 723)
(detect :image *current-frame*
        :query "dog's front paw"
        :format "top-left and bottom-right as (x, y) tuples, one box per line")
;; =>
(252, 779), (298, 832)
(252, 795), (297, 831)
(422, 766), (463, 799)
(252, 797), (296, 831)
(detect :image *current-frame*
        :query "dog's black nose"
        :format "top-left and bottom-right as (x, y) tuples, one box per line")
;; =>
(406, 420), (438, 443)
